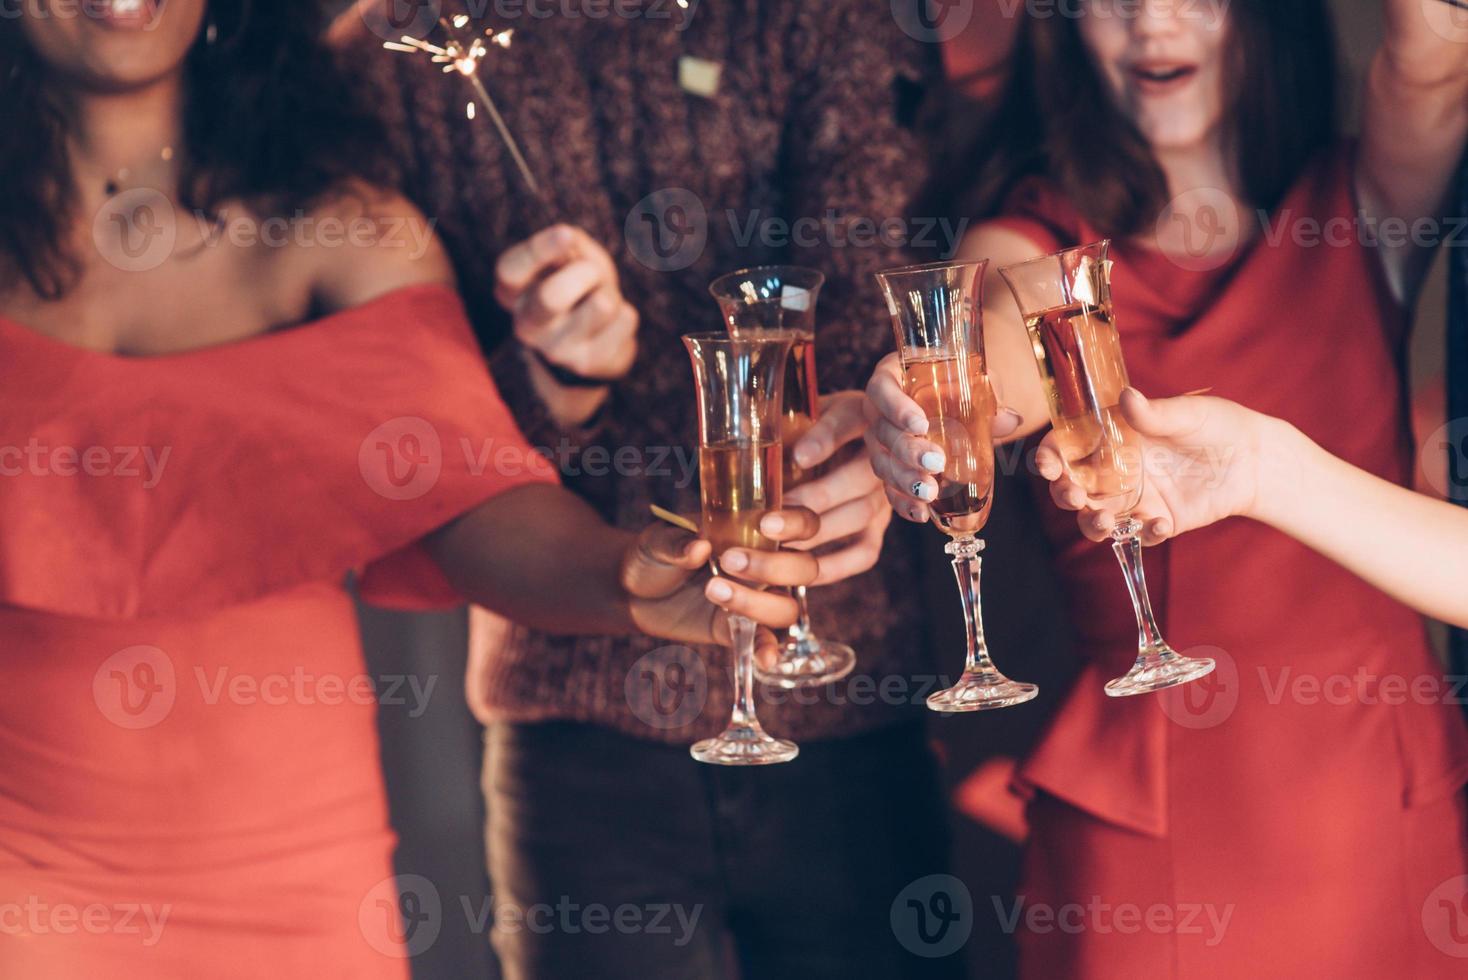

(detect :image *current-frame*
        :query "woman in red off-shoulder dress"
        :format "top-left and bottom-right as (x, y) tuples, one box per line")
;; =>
(868, 1), (1468, 976)
(0, 3), (819, 976)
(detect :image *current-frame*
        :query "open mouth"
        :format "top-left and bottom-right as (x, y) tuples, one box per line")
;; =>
(93, 0), (167, 30)
(1129, 61), (1198, 94)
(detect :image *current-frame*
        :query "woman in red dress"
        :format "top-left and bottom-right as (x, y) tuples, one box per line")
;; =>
(868, 1), (1468, 976)
(0, 2), (825, 976)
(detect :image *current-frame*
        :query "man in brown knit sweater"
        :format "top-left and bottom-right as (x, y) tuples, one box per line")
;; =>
(333, 2), (964, 977)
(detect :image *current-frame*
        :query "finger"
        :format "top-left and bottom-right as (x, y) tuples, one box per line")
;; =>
(887, 484), (931, 524)
(540, 291), (638, 378)
(1034, 440), (1065, 481)
(1078, 508), (1119, 543)
(1047, 472), (1088, 512)
(1119, 387), (1208, 440)
(812, 527), (887, 585)
(704, 578), (800, 630)
(784, 453), (880, 515)
(516, 258), (605, 335)
(1141, 517), (1174, 547)
(754, 507), (820, 544)
(784, 487), (888, 551)
(621, 525), (711, 598)
(753, 628), (783, 672)
(495, 224), (578, 302)
(715, 547), (819, 588)
(871, 415), (945, 473)
(866, 438), (939, 506)
(793, 392), (868, 470)
(993, 407), (1025, 441)
(866, 356), (928, 436)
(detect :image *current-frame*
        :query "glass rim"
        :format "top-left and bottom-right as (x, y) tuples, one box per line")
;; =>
(708, 264), (826, 298)
(874, 258), (989, 280)
(997, 239), (1112, 278)
(681, 330), (800, 344)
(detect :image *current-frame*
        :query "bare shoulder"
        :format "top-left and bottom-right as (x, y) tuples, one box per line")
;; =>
(304, 180), (455, 314)
(956, 222), (1051, 269)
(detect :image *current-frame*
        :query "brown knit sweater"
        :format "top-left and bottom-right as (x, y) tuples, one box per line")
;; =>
(333, 0), (947, 743)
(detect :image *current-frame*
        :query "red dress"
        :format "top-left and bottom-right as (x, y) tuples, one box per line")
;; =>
(0, 285), (555, 978)
(992, 146), (1468, 977)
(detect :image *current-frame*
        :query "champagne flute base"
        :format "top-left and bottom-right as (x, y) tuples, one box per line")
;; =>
(690, 724), (799, 766)
(1104, 648), (1216, 698)
(927, 671), (1039, 713)
(755, 639), (857, 689)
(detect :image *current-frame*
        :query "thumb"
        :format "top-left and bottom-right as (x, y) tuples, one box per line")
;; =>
(1119, 387), (1208, 440)
(621, 525), (711, 599)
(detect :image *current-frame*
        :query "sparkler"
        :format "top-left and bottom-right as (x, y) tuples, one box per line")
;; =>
(384, 15), (544, 200)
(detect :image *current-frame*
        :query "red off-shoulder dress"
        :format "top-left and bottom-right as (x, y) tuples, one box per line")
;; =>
(0, 284), (555, 978)
(991, 147), (1468, 976)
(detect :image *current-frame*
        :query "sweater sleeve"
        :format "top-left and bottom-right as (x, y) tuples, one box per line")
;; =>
(777, 1), (946, 395)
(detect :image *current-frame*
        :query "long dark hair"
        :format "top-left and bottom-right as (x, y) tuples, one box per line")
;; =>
(931, 1), (1339, 237)
(0, 1), (392, 299)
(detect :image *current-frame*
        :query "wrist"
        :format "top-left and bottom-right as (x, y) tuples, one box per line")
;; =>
(523, 347), (614, 430)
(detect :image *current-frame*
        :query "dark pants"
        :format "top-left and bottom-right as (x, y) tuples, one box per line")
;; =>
(485, 720), (964, 980)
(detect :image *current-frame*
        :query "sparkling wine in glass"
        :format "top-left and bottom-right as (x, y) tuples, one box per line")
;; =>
(709, 266), (857, 689)
(1000, 241), (1215, 697)
(683, 332), (800, 764)
(875, 260), (1038, 712)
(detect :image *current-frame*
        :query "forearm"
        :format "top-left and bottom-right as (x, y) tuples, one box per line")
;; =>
(1254, 420), (1468, 628)
(424, 484), (636, 635)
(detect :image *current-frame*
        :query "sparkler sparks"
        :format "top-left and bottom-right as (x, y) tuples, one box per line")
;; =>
(384, 15), (543, 198)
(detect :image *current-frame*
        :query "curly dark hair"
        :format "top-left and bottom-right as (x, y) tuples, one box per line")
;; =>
(0, 0), (394, 299)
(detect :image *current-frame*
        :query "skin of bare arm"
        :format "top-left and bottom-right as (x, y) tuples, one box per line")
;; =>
(1358, 0), (1468, 302)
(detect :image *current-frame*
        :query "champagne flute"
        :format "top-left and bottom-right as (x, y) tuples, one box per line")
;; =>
(999, 241), (1215, 697)
(875, 261), (1039, 712)
(708, 266), (858, 689)
(683, 332), (800, 764)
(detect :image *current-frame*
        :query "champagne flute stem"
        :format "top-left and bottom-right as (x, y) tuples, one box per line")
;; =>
(946, 537), (995, 675)
(1110, 518), (1168, 654)
(728, 612), (760, 728)
(787, 586), (817, 649)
